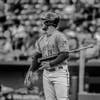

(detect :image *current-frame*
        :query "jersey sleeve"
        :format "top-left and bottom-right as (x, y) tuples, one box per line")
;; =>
(35, 40), (41, 53)
(56, 33), (69, 52)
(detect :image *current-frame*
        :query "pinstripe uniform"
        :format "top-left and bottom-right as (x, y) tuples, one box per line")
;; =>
(35, 30), (70, 100)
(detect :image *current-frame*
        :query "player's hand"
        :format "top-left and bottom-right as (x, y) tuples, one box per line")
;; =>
(24, 71), (39, 87)
(40, 62), (51, 70)
(24, 71), (32, 87)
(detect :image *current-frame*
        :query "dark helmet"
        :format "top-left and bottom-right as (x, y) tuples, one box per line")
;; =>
(41, 12), (60, 28)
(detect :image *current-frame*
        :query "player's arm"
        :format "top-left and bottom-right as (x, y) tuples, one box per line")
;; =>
(29, 51), (42, 72)
(49, 33), (69, 67)
(24, 40), (42, 87)
(24, 50), (41, 86)
(29, 41), (42, 72)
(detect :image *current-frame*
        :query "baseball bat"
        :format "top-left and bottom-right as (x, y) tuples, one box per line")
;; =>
(37, 44), (94, 71)
(24, 44), (94, 87)
(38, 44), (94, 63)
(68, 44), (94, 53)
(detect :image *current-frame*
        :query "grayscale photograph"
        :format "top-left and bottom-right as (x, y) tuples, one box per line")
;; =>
(0, 0), (100, 100)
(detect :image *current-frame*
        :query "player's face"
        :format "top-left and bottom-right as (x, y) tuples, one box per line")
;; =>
(41, 20), (48, 31)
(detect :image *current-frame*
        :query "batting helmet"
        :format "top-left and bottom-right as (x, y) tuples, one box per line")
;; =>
(41, 12), (60, 28)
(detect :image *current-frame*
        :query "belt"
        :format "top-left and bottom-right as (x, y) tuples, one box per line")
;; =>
(46, 66), (63, 72)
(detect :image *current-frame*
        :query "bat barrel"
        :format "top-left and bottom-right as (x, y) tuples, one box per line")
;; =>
(69, 44), (94, 53)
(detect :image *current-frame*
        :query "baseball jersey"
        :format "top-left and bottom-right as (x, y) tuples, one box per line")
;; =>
(35, 30), (69, 66)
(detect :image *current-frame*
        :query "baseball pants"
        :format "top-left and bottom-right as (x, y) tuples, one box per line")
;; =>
(43, 65), (70, 100)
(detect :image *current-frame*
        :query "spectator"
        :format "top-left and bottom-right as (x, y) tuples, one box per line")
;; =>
(0, 36), (13, 61)
(0, 0), (99, 62)
(0, 0), (5, 22)
(0, 26), (4, 37)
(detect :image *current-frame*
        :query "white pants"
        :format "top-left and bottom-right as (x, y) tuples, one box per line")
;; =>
(43, 65), (70, 100)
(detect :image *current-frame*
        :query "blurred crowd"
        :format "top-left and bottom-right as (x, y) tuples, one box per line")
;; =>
(0, 0), (100, 62)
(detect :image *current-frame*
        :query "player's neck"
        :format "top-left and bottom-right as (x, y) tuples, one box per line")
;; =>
(46, 26), (56, 37)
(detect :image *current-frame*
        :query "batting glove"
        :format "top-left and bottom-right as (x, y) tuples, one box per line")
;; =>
(40, 62), (51, 70)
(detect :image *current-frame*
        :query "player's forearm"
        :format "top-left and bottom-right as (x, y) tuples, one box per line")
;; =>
(29, 52), (42, 72)
(49, 52), (69, 67)
(28, 64), (34, 72)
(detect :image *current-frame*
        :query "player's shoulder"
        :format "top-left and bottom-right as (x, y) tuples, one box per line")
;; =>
(54, 30), (66, 38)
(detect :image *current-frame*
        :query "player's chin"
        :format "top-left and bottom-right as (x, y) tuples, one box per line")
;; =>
(42, 25), (48, 31)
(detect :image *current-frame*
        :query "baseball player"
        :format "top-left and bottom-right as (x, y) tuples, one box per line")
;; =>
(25, 12), (70, 100)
